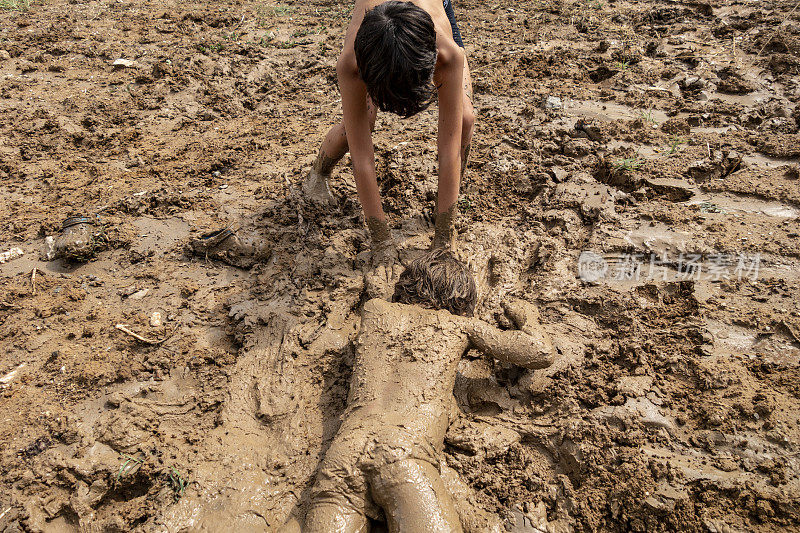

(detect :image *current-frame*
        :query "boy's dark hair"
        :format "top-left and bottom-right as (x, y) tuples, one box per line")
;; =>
(354, 1), (437, 118)
(393, 249), (477, 317)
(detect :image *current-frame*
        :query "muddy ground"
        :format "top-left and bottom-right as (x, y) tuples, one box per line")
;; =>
(1, 0), (800, 531)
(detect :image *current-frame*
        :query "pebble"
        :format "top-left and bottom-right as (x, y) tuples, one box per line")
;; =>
(0, 247), (24, 264)
(129, 288), (150, 300)
(149, 311), (162, 327)
(0, 50), (10, 60)
(111, 58), (137, 69)
(42, 236), (56, 261)
(543, 96), (563, 110)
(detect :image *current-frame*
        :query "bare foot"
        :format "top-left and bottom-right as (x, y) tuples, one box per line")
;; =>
(302, 169), (335, 206)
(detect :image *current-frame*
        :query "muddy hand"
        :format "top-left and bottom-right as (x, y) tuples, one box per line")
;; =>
(364, 242), (403, 301)
(501, 298), (544, 337)
(302, 168), (336, 207)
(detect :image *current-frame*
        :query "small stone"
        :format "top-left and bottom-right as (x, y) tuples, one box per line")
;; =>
(543, 96), (563, 110)
(0, 50), (10, 60)
(112, 58), (137, 69)
(0, 247), (24, 264)
(129, 288), (149, 300)
(149, 311), (162, 327)
(698, 91), (711, 102)
(773, 107), (791, 118)
(550, 167), (569, 183)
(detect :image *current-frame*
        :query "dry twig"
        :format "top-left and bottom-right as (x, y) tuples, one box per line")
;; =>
(115, 324), (178, 345)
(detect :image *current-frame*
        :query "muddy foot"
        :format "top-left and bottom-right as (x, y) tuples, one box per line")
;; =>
(364, 240), (403, 300)
(189, 227), (271, 268)
(302, 169), (335, 207)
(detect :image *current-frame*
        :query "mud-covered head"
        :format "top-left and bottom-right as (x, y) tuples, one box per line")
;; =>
(354, 1), (437, 118)
(393, 249), (477, 317)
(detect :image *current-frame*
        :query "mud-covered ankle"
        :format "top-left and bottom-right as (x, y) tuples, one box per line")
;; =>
(312, 150), (338, 176)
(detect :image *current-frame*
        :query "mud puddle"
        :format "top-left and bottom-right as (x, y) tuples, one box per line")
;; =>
(686, 191), (800, 219)
(705, 319), (800, 366)
(565, 100), (671, 123)
(131, 217), (191, 257)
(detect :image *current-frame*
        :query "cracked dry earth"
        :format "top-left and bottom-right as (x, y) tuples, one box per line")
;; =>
(1, 0), (800, 531)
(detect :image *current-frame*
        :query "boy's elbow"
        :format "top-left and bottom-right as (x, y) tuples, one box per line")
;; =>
(336, 53), (359, 81)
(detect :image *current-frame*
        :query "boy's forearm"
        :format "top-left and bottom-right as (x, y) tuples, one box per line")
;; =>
(436, 48), (465, 213)
(338, 60), (382, 219)
(465, 320), (554, 369)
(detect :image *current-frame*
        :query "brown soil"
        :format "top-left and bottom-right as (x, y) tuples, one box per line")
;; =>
(1, 0), (799, 532)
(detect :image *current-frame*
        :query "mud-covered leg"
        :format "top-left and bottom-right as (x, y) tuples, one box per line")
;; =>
(304, 500), (369, 533)
(369, 459), (463, 533)
(432, 59), (474, 250)
(303, 98), (378, 206)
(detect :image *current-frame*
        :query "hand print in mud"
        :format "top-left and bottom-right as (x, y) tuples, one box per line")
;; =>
(280, 248), (556, 532)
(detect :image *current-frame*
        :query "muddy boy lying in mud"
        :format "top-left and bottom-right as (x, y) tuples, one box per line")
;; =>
(282, 250), (555, 532)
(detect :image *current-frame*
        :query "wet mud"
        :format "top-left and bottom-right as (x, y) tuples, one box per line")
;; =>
(1, 0), (800, 531)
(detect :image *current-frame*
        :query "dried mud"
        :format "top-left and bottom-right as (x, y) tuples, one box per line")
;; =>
(1, 0), (800, 532)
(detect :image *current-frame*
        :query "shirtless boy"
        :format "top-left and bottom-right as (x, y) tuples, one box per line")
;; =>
(284, 249), (555, 531)
(303, 1), (475, 274)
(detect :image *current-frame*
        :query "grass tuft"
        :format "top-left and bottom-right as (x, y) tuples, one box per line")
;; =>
(0, 0), (31, 10)
(612, 157), (642, 172)
(116, 454), (144, 480)
(167, 466), (188, 499)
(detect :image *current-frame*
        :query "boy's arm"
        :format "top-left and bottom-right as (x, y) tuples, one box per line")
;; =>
(337, 51), (382, 219)
(434, 42), (465, 212)
(464, 300), (555, 369)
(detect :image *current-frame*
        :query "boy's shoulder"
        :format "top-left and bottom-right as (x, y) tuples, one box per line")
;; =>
(363, 298), (466, 327)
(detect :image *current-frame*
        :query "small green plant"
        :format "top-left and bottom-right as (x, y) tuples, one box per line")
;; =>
(271, 4), (295, 16)
(640, 109), (658, 126)
(196, 42), (225, 54)
(698, 201), (725, 214)
(458, 197), (472, 211)
(116, 454), (144, 480)
(614, 59), (630, 71)
(666, 135), (687, 155)
(612, 157), (642, 172)
(167, 467), (188, 499)
(274, 39), (313, 49)
(0, 0), (31, 10)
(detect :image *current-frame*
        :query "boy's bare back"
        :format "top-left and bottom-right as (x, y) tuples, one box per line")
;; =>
(343, 298), (472, 442)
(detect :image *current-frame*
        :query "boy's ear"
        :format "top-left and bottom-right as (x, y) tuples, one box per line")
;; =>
(501, 299), (542, 336)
